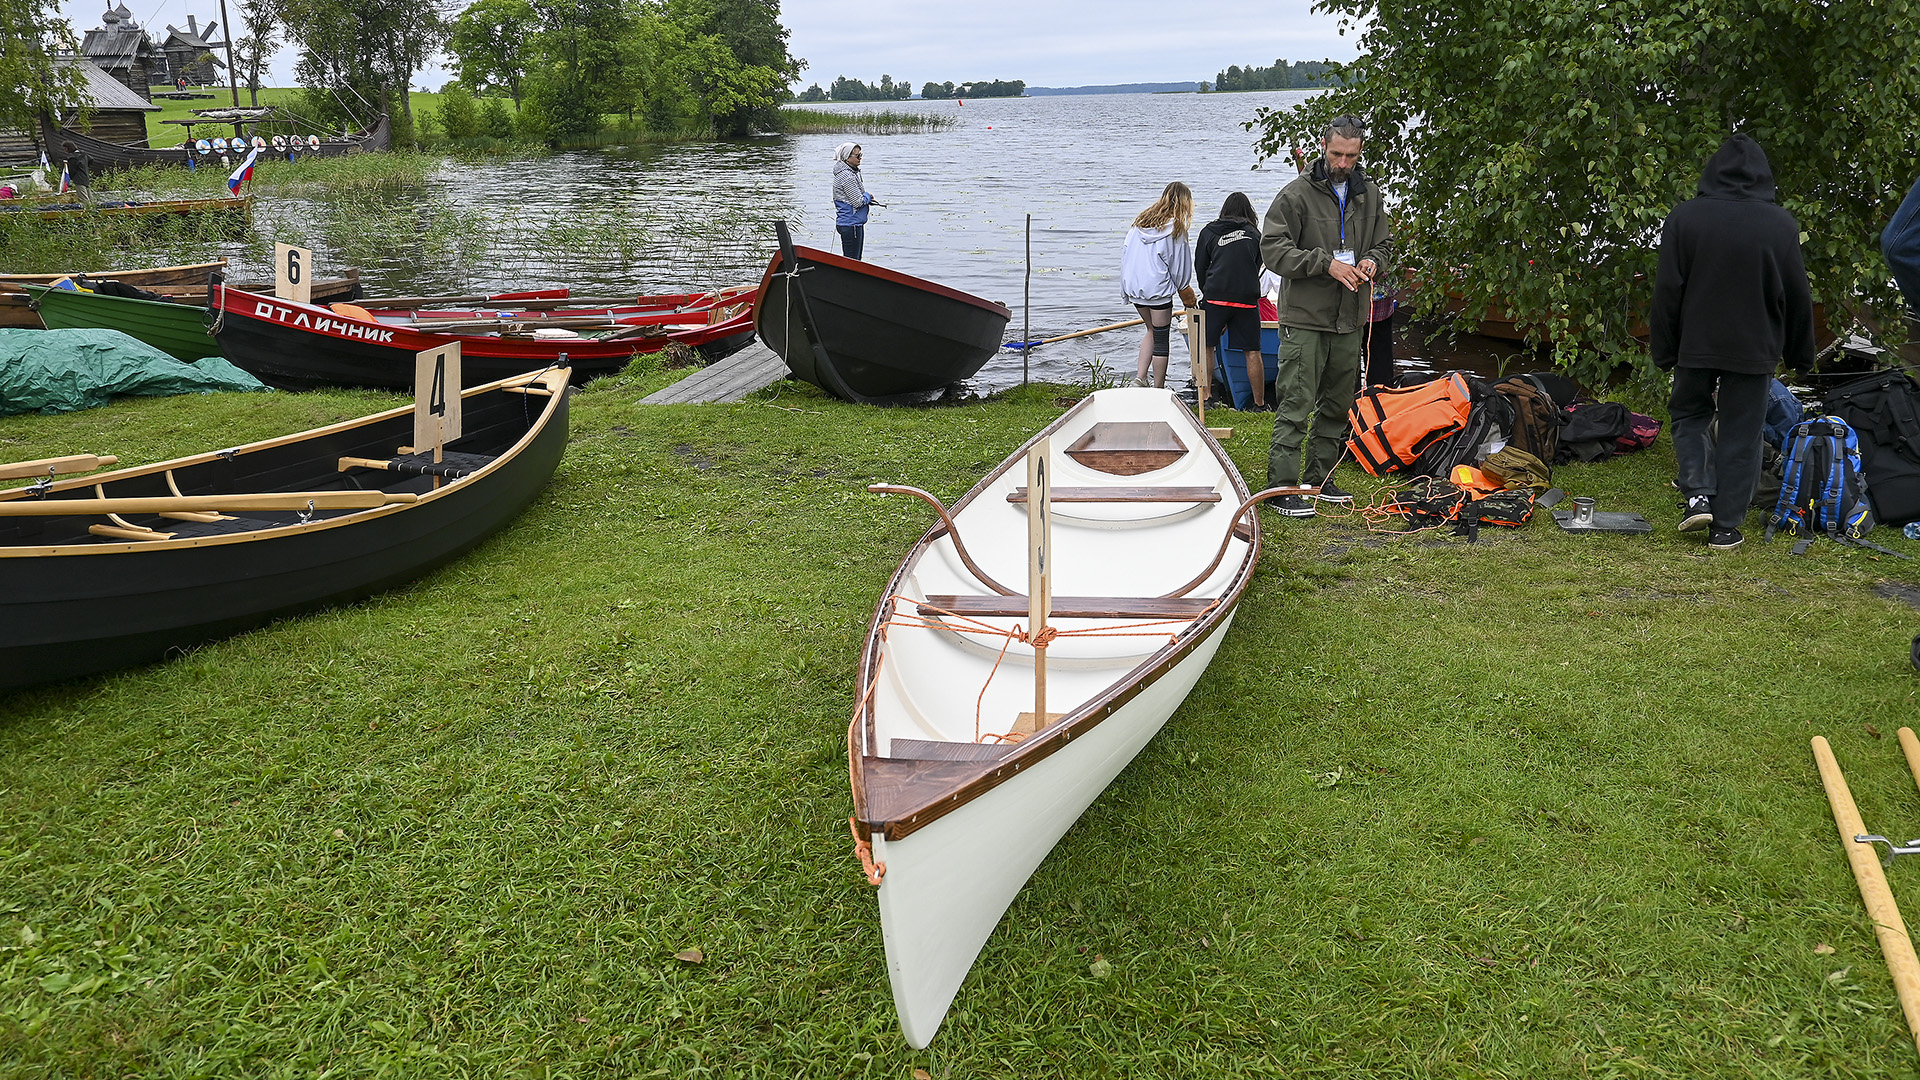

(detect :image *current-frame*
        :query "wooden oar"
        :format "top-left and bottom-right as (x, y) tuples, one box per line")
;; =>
(1008, 313), (1195, 350)
(402, 316), (624, 333)
(0, 490), (419, 516)
(0, 453), (118, 481)
(1812, 735), (1920, 1057)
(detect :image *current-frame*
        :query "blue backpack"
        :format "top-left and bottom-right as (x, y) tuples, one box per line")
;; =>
(1766, 416), (1897, 555)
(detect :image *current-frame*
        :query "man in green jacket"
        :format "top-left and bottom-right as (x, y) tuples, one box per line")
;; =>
(1261, 115), (1394, 514)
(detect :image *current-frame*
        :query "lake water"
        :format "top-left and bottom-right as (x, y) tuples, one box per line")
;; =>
(220, 90), (1528, 390)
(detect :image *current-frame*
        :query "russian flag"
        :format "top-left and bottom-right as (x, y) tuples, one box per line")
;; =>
(227, 146), (260, 195)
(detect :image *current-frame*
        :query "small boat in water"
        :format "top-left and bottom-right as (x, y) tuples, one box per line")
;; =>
(754, 223), (1010, 402)
(211, 284), (755, 390)
(848, 387), (1282, 1046)
(0, 365), (570, 691)
(0, 194), (254, 224)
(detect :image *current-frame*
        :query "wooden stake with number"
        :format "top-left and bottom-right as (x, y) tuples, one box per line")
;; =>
(273, 243), (314, 305)
(414, 344), (463, 484)
(1188, 307), (1231, 440)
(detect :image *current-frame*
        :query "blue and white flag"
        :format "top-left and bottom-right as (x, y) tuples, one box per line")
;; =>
(227, 146), (260, 195)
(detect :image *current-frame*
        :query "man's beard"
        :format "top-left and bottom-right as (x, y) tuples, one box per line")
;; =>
(1326, 163), (1353, 182)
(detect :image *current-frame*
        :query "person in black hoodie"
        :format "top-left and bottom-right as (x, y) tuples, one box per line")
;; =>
(1651, 133), (1814, 550)
(1195, 192), (1268, 408)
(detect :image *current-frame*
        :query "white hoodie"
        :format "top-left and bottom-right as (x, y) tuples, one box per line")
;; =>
(1120, 224), (1194, 305)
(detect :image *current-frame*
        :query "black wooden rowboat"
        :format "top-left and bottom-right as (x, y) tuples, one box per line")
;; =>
(754, 225), (1011, 402)
(0, 365), (570, 691)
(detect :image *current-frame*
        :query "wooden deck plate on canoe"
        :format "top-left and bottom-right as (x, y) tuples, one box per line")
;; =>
(1063, 421), (1189, 475)
(846, 386), (1265, 1048)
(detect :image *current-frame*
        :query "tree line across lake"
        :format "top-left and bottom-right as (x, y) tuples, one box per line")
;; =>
(795, 77), (1027, 102)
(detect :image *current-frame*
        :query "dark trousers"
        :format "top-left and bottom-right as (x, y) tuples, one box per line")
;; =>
(837, 224), (865, 260)
(1670, 367), (1770, 530)
(1365, 317), (1395, 386)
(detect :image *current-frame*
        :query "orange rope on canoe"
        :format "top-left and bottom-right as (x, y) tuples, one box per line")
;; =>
(848, 816), (885, 886)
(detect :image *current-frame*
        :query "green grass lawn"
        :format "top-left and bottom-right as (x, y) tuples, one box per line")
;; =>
(3, 370), (1920, 1076)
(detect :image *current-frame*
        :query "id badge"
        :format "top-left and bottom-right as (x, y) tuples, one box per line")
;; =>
(1334, 249), (1357, 265)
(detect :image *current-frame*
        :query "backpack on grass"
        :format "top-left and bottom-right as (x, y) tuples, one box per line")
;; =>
(1765, 416), (1905, 556)
(1823, 370), (1920, 527)
(1492, 375), (1566, 462)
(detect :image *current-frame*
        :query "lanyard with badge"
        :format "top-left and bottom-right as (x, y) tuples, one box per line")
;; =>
(1333, 184), (1356, 267)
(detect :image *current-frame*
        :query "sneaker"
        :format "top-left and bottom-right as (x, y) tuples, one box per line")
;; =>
(1272, 494), (1316, 517)
(1678, 495), (1712, 532)
(1708, 526), (1744, 550)
(1130, 376), (1149, 388)
(1315, 480), (1354, 503)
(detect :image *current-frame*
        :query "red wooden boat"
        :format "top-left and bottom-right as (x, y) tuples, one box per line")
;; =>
(210, 284), (754, 390)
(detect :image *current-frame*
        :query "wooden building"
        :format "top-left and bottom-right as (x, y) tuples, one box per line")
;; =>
(159, 16), (227, 87)
(78, 4), (162, 100)
(58, 58), (162, 148)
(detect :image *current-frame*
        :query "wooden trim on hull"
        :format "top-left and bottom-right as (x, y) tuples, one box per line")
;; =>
(848, 391), (1259, 843)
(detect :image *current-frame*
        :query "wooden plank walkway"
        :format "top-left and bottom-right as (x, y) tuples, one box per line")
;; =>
(640, 338), (790, 405)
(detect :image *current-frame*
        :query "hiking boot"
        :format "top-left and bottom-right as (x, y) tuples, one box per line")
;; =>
(1272, 494), (1316, 517)
(1678, 494), (1712, 532)
(1315, 480), (1354, 503)
(1708, 526), (1744, 550)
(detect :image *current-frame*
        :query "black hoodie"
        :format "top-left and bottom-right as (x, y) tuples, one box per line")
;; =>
(1194, 216), (1264, 305)
(1650, 134), (1815, 374)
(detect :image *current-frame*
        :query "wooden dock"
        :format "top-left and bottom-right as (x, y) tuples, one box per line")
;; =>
(641, 339), (790, 405)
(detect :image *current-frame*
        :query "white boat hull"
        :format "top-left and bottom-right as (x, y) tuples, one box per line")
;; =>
(850, 388), (1262, 1047)
(873, 608), (1237, 1048)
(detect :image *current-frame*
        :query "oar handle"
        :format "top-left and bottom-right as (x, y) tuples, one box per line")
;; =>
(0, 453), (118, 481)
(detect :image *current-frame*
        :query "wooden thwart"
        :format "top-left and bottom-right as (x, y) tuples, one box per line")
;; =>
(0, 490), (419, 516)
(1007, 485), (1220, 504)
(919, 594), (1213, 620)
(888, 738), (1017, 762)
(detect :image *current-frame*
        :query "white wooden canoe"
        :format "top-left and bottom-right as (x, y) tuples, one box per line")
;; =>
(847, 387), (1275, 1047)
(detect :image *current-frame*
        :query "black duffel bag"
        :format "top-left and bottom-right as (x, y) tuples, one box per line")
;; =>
(1823, 369), (1920, 527)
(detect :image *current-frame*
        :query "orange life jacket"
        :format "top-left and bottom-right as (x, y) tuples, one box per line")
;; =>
(1346, 373), (1474, 475)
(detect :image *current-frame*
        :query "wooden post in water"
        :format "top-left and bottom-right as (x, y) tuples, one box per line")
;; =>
(1023, 213), (1032, 386)
(1812, 735), (1920, 1057)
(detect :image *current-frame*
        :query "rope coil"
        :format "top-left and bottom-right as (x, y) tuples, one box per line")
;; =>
(848, 816), (885, 886)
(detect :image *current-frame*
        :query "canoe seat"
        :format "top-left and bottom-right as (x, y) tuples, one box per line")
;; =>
(887, 738), (1017, 762)
(919, 594), (1214, 619)
(1006, 485), (1220, 504)
(1064, 422), (1188, 476)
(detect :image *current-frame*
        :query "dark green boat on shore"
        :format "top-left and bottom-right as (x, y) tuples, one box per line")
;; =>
(19, 284), (217, 362)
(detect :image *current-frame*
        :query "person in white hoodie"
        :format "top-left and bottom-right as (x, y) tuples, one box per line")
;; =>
(1120, 182), (1197, 387)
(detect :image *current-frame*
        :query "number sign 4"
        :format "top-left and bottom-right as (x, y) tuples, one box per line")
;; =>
(413, 344), (464, 458)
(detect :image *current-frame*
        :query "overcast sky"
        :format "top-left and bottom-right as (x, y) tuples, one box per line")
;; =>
(56, 0), (1356, 92)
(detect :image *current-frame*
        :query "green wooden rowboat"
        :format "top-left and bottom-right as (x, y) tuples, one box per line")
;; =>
(18, 284), (217, 362)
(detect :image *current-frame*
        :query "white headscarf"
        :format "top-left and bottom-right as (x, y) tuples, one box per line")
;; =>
(834, 142), (860, 166)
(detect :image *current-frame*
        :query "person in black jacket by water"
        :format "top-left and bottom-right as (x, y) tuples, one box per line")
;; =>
(1885, 172), (1920, 313)
(1651, 133), (1815, 550)
(1195, 192), (1268, 408)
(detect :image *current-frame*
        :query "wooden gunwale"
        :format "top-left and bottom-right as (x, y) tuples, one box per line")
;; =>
(0, 366), (567, 558)
(850, 394), (1258, 842)
(759, 245), (1012, 319)
(0, 260), (229, 286)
